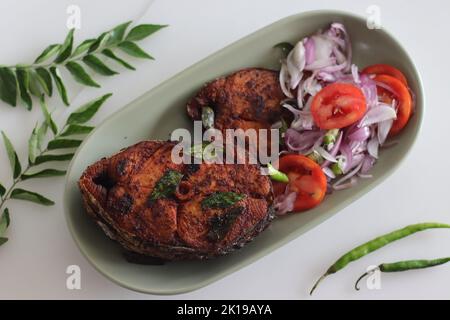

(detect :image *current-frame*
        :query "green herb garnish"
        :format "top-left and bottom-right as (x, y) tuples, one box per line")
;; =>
(274, 42), (294, 57)
(0, 94), (112, 246)
(148, 170), (184, 202)
(0, 22), (167, 109)
(267, 163), (289, 183)
(201, 192), (245, 209)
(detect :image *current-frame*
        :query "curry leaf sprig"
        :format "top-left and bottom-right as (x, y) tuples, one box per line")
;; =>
(0, 93), (112, 245)
(0, 22), (167, 109)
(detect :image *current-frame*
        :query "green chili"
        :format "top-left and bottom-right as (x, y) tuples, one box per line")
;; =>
(310, 222), (450, 295)
(267, 163), (289, 183)
(355, 257), (450, 290)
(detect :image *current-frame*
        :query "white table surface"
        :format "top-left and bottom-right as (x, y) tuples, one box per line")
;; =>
(0, 0), (449, 300)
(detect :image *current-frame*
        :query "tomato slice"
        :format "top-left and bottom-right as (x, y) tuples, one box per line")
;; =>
(373, 75), (412, 136)
(273, 155), (327, 212)
(311, 83), (367, 130)
(362, 64), (408, 86)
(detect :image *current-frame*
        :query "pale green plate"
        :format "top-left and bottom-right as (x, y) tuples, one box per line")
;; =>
(64, 10), (424, 295)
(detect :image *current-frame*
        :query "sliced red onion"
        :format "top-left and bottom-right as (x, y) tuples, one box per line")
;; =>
(351, 64), (360, 84)
(317, 72), (336, 82)
(315, 145), (337, 163)
(358, 104), (397, 127)
(323, 167), (336, 179)
(286, 42), (306, 89)
(302, 73), (322, 96)
(377, 119), (394, 145)
(282, 104), (314, 131)
(321, 131), (343, 168)
(330, 23), (352, 72)
(361, 155), (376, 174)
(360, 76), (378, 108)
(296, 82), (304, 108)
(279, 62), (293, 98)
(348, 126), (370, 142)
(304, 37), (315, 65)
(374, 80), (396, 96)
(367, 136), (379, 159)
(333, 177), (358, 190)
(310, 35), (334, 64)
(274, 190), (297, 215)
(284, 128), (323, 153)
(339, 142), (353, 173)
(304, 58), (335, 71)
(332, 161), (363, 190)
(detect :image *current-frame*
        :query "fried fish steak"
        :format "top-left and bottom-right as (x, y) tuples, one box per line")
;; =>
(78, 140), (274, 261)
(186, 68), (286, 151)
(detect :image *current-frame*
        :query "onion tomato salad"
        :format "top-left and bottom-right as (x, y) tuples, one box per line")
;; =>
(272, 23), (414, 215)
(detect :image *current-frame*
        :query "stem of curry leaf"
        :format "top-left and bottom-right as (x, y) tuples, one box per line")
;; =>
(0, 124), (68, 212)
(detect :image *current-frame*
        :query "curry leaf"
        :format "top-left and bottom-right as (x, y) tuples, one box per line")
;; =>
(35, 67), (53, 96)
(28, 125), (39, 164)
(10, 188), (54, 206)
(65, 61), (100, 88)
(101, 49), (135, 70)
(66, 93), (112, 125)
(49, 67), (69, 106)
(39, 96), (58, 135)
(0, 67), (18, 106)
(36, 121), (48, 151)
(54, 28), (75, 63)
(201, 192), (245, 209)
(60, 124), (94, 137)
(82, 55), (118, 76)
(47, 139), (82, 150)
(34, 153), (74, 165)
(16, 68), (32, 110)
(34, 44), (61, 64)
(88, 32), (111, 53)
(28, 70), (43, 97)
(72, 39), (96, 57)
(1, 131), (21, 179)
(125, 24), (167, 42)
(118, 41), (153, 59)
(21, 169), (66, 180)
(0, 208), (10, 240)
(148, 170), (183, 202)
(107, 21), (132, 45)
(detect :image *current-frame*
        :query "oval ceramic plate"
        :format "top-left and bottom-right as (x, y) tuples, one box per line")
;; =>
(64, 10), (424, 295)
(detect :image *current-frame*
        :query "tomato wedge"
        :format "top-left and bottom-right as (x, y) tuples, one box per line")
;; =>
(311, 83), (367, 129)
(273, 155), (327, 212)
(362, 64), (408, 86)
(374, 75), (412, 136)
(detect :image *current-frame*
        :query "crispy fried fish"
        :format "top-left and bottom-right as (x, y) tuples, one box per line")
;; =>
(79, 140), (274, 261)
(187, 68), (286, 148)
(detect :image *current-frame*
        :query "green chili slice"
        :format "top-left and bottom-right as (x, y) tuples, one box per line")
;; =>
(310, 222), (450, 295)
(267, 163), (289, 183)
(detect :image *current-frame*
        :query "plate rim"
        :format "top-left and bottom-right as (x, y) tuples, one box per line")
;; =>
(63, 9), (425, 295)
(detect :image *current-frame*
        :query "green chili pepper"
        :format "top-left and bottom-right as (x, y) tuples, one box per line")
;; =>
(355, 257), (450, 290)
(267, 163), (289, 183)
(307, 151), (324, 164)
(273, 42), (294, 57)
(323, 129), (339, 146)
(330, 162), (343, 176)
(310, 222), (450, 295)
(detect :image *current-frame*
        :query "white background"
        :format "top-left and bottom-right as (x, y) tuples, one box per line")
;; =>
(0, 0), (449, 300)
